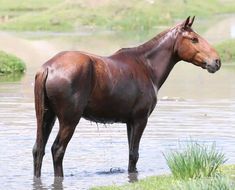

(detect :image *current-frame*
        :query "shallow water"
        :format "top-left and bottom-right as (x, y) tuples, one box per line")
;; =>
(0, 64), (234, 190)
(0, 31), (235, 190)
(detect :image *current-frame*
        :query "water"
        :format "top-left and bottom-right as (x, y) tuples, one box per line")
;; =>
(0, 31), (235, 189)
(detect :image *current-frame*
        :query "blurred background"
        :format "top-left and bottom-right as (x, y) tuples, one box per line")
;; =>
(0, 1), (234, 189)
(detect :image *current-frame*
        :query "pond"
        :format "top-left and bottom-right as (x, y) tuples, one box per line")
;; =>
(0, 31), (234, 190)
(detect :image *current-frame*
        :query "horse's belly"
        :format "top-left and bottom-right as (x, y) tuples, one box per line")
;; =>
(82, 102), (131, 124)
(82, 111), (128, 124)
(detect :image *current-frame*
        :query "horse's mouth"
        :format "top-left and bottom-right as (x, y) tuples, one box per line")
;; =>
(202, 62), (220, 73)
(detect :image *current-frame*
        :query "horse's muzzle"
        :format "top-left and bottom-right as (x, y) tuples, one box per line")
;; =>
(206, 59), (221, 73)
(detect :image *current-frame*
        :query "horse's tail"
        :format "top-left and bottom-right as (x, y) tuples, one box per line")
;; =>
(34, 68), (48, 131)
(33, 67), (55, 177)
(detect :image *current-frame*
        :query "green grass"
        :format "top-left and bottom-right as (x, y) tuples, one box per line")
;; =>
(91, 169), (235, 190)
(91, 175), (176, 190)
(0, 50), (26, 74)
(0, 0), (235, 32)
(173, 176), (235, 190)
(215, 40), (235, 63)
(164, 141), (227, 180)
(91, 142), (235, 190)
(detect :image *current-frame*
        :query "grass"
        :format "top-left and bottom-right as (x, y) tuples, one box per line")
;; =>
(0, 0), (235, 32)
(215, 40), (235, 63)
(91, 141), (235, 190)
(91, 169), (235, 190)
(173, 176), (235, 190)
(164, 141), (227, 180)
(91, 175), (176, 190)
(0, 50), (26, 75)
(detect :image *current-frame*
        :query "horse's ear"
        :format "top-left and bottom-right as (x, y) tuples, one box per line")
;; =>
(182, 16), (191, 29)
(188, 16), (195, 27)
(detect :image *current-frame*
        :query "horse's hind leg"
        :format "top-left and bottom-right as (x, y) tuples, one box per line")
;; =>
(50, 91), (88, 177)
(51, 120), (79, 177)
(33, 107), (56, 178)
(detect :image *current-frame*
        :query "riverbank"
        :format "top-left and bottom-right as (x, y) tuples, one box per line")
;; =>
(91, 165), (235, 190)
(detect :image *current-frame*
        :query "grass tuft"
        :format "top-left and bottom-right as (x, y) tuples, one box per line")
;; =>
(0, 51), (26, 75)
(164, 140), (227, 180)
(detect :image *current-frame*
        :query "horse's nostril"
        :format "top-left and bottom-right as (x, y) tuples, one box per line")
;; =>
(215, 59), (221, 69)
(215, 59), (221, 65)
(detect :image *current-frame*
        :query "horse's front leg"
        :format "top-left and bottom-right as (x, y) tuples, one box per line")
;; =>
(126, 117), (148, 173)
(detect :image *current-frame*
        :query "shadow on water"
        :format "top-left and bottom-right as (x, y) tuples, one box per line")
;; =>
(96, 167), (125, 175)
(96, 168), (138, 183)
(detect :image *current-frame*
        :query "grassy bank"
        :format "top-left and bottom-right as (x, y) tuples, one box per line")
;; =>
(92, 141), (235, 190)
(215, 40), (235, 63)
(0, 0), (235, 32)
(91, 165), (235, 190)
(0, 51), (26, 75)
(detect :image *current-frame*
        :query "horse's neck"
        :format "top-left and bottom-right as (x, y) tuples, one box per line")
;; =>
(138, 30), (178, 90)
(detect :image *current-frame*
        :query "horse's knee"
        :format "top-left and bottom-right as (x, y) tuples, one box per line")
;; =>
(51, 143), (65, 163)
(32, 144), (37, 159)
(32, 143), (45, 159)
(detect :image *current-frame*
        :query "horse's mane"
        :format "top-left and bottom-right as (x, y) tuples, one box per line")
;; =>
(114, 25), (178, 56)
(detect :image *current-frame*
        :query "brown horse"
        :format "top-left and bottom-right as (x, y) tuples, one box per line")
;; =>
(33, 16), (221, 178)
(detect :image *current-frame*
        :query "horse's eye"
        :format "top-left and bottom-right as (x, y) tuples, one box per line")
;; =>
(191, 37), (199, 44)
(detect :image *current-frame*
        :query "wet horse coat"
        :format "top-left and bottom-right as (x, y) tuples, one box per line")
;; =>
(33, 17), (221, 177)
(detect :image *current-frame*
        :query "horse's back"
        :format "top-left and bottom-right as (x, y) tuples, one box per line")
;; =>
(39, 51), (96, 121)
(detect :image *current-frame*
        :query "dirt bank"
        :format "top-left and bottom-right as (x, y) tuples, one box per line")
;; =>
(0, 32), (59, 71)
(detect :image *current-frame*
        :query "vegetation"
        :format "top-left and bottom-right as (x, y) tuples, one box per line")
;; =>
(215, 40), (235, 63)
(174, 176), (235, 190)
(91, 142), (235, 190)
(91, 168), (235, 190)
(0, 51), (26, 74)
(0, 0), (235, 32)
(164, 141), (227, 180)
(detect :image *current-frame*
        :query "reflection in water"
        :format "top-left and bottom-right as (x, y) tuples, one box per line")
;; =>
(32, 178), (47, 190)
(0, 73), (25, 82)
(128, 173), (138, 183)
(51, 178), (64, 190)
(33, 178), (64, 190)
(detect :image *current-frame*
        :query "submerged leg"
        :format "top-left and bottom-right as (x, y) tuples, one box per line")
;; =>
(127, 118), (147, 173)
(33, 109), (56, 178)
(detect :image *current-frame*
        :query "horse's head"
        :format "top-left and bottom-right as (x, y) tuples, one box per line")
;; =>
(174, 16), (221, 73)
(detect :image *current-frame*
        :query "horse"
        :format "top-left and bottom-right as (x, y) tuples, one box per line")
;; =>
(33, 16), (221, 178)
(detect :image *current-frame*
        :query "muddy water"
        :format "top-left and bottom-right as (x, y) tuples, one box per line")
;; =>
(0, 31), (235, 190)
